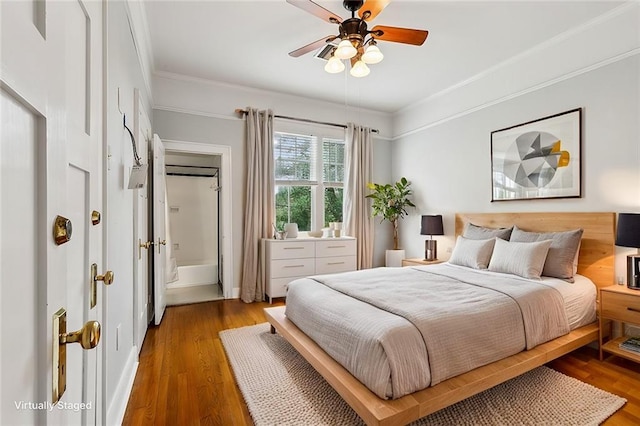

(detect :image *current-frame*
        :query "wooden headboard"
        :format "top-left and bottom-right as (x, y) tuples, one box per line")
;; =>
(455, 212), (616, 289)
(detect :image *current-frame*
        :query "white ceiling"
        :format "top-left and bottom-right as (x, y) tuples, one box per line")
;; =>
(143, 1), (624, 113)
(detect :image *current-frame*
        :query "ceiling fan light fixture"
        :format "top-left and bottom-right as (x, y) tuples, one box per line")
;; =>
(334, 39), (358, 59)
(350, 60), (370, 78)
(361, 43), (383, 64)
(324, 55), (345, 73)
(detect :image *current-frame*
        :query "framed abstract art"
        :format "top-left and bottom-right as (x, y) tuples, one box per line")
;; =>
(491, 108), (582, 201)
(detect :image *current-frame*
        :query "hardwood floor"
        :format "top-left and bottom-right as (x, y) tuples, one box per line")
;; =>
(123, 299), (640, 425)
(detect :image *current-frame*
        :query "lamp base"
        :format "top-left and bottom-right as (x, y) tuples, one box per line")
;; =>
(424, 240), (438, 261)
(627, 255), (640, 290)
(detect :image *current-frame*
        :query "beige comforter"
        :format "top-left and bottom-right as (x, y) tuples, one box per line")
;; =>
(285, 263), (570, 399)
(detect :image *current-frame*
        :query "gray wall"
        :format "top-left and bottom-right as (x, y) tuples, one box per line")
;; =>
(393, 55), (640, 281)
(104, 1), (153, 421)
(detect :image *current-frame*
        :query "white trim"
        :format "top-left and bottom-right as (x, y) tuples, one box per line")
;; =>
(397, 1), (639, 116)
(106, 347), (138, 426)
(392, 48), (640, 140)
(162, 140), (235, 300)
(152, 70), (390, 119)
(124, 0), (154, 103)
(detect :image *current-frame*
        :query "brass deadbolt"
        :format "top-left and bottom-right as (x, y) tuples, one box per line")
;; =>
(60, 320), (101, 350)
(91, 210), (101, 225)
(53, 215), (72, 245)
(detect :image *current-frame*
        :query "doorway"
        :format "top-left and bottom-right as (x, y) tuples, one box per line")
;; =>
(165, 153), (222, 304)
(161, 140), (233, 302)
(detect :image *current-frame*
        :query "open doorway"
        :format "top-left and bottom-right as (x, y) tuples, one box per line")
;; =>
(160, 140), (233, 304)
(165, 152), (222, 304)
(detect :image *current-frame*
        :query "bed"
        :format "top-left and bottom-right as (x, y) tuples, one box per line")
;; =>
(264, 212), (615, 425)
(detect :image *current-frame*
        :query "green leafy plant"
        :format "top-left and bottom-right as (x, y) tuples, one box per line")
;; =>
(366, 177), (415, 250)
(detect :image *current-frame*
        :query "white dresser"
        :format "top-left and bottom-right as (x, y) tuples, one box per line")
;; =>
(262, 237), (357, 303)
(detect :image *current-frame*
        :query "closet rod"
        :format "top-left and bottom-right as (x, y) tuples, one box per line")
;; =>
(234, 109), (379, 134)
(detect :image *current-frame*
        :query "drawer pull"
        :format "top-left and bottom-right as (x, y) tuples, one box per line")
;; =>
(327, 262), (345, 265)
(284, 265), (305, 268)
(327, 245), (346, 249)
(283, 247), (305, 250)
(627, 307), (640, 313)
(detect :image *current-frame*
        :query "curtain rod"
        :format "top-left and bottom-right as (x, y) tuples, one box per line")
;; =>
(234, 109), (379, 134)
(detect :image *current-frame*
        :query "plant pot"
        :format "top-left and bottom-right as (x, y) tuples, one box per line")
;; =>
(385, 249), (405, 267)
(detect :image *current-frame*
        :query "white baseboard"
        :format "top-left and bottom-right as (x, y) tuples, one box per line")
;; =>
(232, 287), (240, 299)
(106, 346), (139, 425)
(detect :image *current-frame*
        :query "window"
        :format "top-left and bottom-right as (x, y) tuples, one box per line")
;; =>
(274, 128), (345, 232)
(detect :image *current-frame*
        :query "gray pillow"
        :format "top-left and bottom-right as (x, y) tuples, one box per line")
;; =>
(463, 223), (513, 240)
(488, 238), (553, 279)
(449, 236), (496, 269)
(509, 225), (583, 282)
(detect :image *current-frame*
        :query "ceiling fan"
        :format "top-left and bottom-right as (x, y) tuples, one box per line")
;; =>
(287, 0), (429, 77)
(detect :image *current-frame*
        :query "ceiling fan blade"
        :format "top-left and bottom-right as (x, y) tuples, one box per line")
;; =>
(359, 0), (391, 21)
(286, 0), (342, 24)
(289, 35), (338, 57)
(371, 25), (428, 46)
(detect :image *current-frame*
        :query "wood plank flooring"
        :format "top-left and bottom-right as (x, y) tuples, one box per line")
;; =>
(123, 300), (640, 425)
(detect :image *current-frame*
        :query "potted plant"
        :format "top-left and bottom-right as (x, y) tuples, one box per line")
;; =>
(366, 177), (415, 266)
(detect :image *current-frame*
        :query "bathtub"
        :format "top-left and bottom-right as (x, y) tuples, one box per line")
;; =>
(167, 263), (218, 289)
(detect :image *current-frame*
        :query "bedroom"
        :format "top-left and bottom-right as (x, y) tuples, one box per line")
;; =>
(1, 0), (638, 425)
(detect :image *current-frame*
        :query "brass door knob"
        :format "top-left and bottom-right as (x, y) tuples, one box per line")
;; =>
(96, 270), (114, 285)
(60, 321), (101, 350)
(157, 238), (166, 253)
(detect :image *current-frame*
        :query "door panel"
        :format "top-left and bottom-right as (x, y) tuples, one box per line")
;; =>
(0, 88), (43, 426)
(153, 135), (167, 325)
(0, 0), (103, 424)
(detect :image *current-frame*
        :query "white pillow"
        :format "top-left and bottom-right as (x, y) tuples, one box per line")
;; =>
(449, 236), (496, 269)
(488, 238), (553, 279)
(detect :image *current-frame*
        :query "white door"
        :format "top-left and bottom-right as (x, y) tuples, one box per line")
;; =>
(133, 89), (151, 350)
(152, 134), (167, 325)
(1, 1), (103, 425)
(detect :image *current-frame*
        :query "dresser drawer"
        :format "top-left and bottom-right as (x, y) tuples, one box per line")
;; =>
(315, 256), (356, 275)
(601, 290), (640, 324)
(316, 239), (356, 258)
(268, 241), (315, 260)
(270, 258), (315, 278)
(266, 277), (299, 299)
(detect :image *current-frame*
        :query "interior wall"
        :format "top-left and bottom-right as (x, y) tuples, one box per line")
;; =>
(393, 54), (640, 283)
(152, 67), (398, 281)
(104, 1), (153, 423)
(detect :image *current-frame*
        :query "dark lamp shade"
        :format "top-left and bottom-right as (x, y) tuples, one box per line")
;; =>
(421, 215), (444, 236)
(616, 213), (640, 248)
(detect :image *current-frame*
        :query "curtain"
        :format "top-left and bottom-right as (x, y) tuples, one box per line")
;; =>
(344, 123), (374, 269)
(240, 108), (274, 303)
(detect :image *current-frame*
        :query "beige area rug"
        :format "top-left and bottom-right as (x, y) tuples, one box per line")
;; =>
(220, 323), (626, 426)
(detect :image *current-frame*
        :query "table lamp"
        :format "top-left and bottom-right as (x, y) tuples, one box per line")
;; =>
(616, 213), (640, 289)
(421, 215), (444, 261)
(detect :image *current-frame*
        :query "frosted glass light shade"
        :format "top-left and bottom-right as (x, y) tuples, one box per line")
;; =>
(362, 44), (383, 64)
(324, 56), (345, 73)
(334, 39), (357, 59)
(350, 60), (370, 77)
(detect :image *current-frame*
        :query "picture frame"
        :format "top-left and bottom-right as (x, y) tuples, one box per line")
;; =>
(491, 108), (582, 202)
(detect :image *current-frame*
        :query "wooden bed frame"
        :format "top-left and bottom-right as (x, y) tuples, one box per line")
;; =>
(264, 212), (616, 426)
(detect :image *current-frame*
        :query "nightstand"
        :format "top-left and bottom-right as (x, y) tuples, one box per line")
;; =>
(401, 258), (445, 267)
(599, 285), (640, 362)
